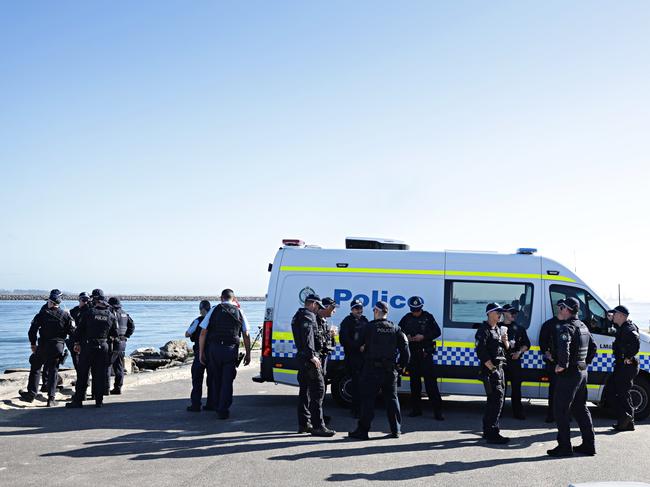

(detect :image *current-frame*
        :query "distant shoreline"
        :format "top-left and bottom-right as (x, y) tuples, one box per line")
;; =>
(0, 294), (265, 302)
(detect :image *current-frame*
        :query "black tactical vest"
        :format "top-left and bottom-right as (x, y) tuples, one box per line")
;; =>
(207, 303), (243, 345)
(568, 319), (590, 367)
(114, 308), (129, 336)
(365, 319), (399, 364)
(85, 307), (114, 340)
(38, 307), (69, 342)
(190, 315), (205, 343)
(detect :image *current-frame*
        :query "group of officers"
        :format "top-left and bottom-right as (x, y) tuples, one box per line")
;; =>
(289, 293), (642, 456)
(19, 286), (642, 457)
(19, 288), (134, 408)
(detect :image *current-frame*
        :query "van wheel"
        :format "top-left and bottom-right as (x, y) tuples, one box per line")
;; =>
(631, 376), (650, 421)
(331, 374), (353, 408)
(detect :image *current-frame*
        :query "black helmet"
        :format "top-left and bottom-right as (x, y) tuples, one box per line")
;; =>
(91, 289), (106, 301)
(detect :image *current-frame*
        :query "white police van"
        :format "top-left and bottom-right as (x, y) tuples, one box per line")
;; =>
(255, 237), (650, 419)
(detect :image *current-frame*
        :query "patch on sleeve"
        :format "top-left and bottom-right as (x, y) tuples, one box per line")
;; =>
(560, 333), (570, 341)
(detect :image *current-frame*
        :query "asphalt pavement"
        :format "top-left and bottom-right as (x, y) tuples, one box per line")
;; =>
(0, 362), (648, 487)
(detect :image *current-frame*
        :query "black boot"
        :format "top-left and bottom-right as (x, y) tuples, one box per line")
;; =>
(19, 390), (35, 403)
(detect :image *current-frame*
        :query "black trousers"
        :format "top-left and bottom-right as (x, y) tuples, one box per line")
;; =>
(345, 354), (364, 414)
(613, 361), (639, 423)
(554, 367), (594, 449)
(481, 367), (505, 437)
(74, 342), (109, 403)
(297, 361), (325, 429)
(504, 358), (524, 414)
(207, 343), (238, 414)
(27, 341), (64, 398)
(358, 366), (401, 434)
(107, 339), (127, 390)
(408, 349), (442, 412)
(190, 346), (214, 408)
(544, 361), (557, 418)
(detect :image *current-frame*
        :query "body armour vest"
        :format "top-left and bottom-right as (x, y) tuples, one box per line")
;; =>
(207, 303), (243, 345)
(365, 319), (399, 362)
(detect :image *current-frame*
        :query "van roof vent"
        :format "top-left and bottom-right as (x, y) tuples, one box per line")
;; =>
(345, 237), (409, 250)
(517, 248), (538, 255)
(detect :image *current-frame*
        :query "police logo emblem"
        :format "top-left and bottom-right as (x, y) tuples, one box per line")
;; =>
(299, 287), (316, 305)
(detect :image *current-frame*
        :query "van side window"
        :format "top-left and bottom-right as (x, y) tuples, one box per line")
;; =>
(444, 280), (534, 329)
(549, 284), (614, 336)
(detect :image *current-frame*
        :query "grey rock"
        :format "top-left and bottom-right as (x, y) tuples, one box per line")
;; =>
(159, 340), (189, 361)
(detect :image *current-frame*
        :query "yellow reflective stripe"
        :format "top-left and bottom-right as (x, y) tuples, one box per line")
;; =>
(280, 266), (444, 275)
(587, 384), (600, 390)
(639, 352), (650, 356)
(598, 349), (613, 354)
(273, 368), (298, 375)
(443, 341), (476, 348)
(280, 266), (576, 282)
(542, 274), (577, 283)
(439, 378), (483, 385)
(272, 331), (294, 340)
(529, 346), (541, 351)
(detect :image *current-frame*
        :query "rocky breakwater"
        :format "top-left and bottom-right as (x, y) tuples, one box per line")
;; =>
(130, 339), (193, 371)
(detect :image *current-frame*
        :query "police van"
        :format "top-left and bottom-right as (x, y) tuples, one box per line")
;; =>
(254, 237), (650, 419)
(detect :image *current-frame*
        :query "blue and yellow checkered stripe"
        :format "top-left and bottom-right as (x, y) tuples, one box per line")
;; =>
(272, 334), (650, 373)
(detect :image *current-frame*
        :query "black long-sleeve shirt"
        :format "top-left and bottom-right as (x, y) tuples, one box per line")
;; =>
(339, 313), (368, 354)
(28, 304), (75, 345)
(291, 308), (318, 362)
(475, 321), (506, 369)
(613, 320), (640, 361)
(398, 311), (441, 353)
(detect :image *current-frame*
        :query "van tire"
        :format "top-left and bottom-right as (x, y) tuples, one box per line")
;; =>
(631, 375), (650, 421)
(331, 374), (353, 408)
(600, 374), (650, 421)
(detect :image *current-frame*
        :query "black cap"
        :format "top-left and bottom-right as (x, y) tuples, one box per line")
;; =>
(199, 300), (211, 311)
(563, 297), (580, 312)
(108, 297), (121, 307)
(608, 305), (629, 316)
(78, 292), (90, 301)
(407, 296), (424, 311)
(304, 293), (325, 309)
(350, 299), (364, 310)
(485, 302), (503, 315)
(374, 301), (389, 313)
(91, 289), (106, 301)
(502, 304), (519, 314)
(47, 289), (63, 304)
(321, 297), (338, 308)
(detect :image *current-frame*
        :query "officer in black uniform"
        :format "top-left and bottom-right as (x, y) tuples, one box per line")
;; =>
(475, 302), (510, 444)
(547, 297), (597, 457)
(68, 292), (91, 371)
(19, 290), (75, 407)
(198, 289), (251, 420)
(66, 289), (119, 408)
(609, 305), (640, 431)
(502, 304), (530, 419)
(348, 301), (410, 440)
(316, 297), (338, 378)
(339, 299), (368, 418)
(398, 296), (443, 420)
(185, 300), (212, 412)
(291, 293), (335, 437)
(539, 300), (564, 423)
(106, 297), (135, 395)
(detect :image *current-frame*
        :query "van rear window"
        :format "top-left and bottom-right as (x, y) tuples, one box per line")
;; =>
(444, 280), (534, 329)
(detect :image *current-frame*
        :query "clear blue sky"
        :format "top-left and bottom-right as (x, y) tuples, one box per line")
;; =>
(1, 1), (649, 301)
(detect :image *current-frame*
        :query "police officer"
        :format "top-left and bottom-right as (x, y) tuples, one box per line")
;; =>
(475, 303), (510, 444)
(609, 305), (640, 431)
(19, 289), (74, 407)
(539, 300), (564, 423)
(66, 289), (119, 408)
(348, 301), (410, 440)
(198, 289), (251, 420)
(317, 297), (338, 378)
(68, 292), (91, 371)
(547, 297), (597, 457)
(291, 293), (335, 437)
(106, 297), (135, 395)
(339, 299), (369, 418)
(502, 304), (530, 419)
(398, 296), (443, 420)
(185, 300), (212, 412)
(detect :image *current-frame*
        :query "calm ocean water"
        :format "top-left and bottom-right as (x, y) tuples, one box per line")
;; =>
(1, 300), (649, 373)
(0, 300), (266, 373)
